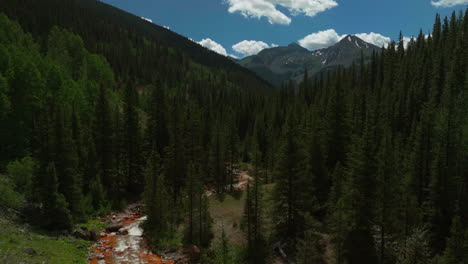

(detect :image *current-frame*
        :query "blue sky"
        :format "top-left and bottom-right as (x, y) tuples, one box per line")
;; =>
(101, 0), (467, 58)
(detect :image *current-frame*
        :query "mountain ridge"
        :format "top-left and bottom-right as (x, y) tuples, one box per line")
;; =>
(238, 34), (381, 87)
(0, 0), (272, 91)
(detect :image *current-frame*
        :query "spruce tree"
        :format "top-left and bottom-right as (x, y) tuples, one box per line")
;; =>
(42, 162), (73, 230)
(94, 85), (114, 194)
(183, 162), (204, 246)
(123, 82), (142, 193)
(243, 144), (266, 264)
(143, 153), (170, 243)
(54, 104), (84, 220)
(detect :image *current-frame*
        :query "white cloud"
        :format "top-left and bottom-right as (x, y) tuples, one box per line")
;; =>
(141, 17), (152, 23)
(402, 36), (413, 48)
(225, 0), (338, 25)
(354, 32), (391, 48)
(298, 30), (394, 50)
(163, 25), (170, 30)
(198, 38), (228, 56)
(431, 0), (468, 7)
(232, 40), (278, 57)
(298, 29), (345, 50)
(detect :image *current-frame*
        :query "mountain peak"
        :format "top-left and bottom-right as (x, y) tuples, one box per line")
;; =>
(288, 42), (301, 48)
(335, 34), (374, 49)
(340, 34), (359, 43)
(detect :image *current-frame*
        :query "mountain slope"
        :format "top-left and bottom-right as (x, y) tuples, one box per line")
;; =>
(0, 0), (271, 90)
(239, 35), (381, 86)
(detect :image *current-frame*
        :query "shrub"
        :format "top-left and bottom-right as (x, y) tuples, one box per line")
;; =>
(6, 156), (36, 194)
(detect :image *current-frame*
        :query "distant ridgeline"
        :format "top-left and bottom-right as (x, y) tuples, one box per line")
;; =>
(238, 35), (381, 87)
(0, 1), (467, 264)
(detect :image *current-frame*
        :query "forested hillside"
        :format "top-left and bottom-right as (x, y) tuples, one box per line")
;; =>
(0, 1), (466, 263)
(0, 0), (270, 90)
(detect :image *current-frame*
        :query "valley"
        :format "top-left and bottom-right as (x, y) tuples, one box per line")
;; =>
(0, 1), (466, 264)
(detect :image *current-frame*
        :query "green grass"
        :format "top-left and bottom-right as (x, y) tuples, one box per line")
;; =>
(210, 190), (247, 245)
(0, 217), (92, 264)
(209, 183), (275, 245)
(78, 217), (106, 232)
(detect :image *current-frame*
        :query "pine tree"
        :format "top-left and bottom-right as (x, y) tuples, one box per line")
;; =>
(440, 204), (468, 264)
(271, 115), (313, 245)
(146, 83), (169, 156)
(94, 85), (114, 194)
(225, 113), (239, 192)
(327, 162), (346, 264)
(143, 153), (170, 243)
(199, 193), (214, 248)
(243, 144), (266, 263)
(123, 82), (142, 193)
(42, 162), (73, 230)
(375, 132), (403, 263)
(296, 229), (321, 264)
(340, 127), (378, 264)
(307, 130), (328, 206)
(215, 227), (232, 264)
(323, 68), (347, 170)
(183, 162), (204, 246)
(54, 104), (84, 220)
(208, 121), (226, 194)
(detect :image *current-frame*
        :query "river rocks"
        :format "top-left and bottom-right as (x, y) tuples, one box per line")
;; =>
(118, 229), (128, 235)
(105, 223), (123, 232)
(72, 227), (100, 241)
(73, 229), (89, 240)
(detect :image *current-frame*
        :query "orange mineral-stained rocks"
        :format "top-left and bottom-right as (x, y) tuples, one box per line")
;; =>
(89, 233), (117, 264)
(88, 208), (173, 264)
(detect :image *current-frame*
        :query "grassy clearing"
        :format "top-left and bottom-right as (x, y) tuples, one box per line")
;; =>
(0, 217), (92, 264)
(210, 190), (246, 245)
(78, 217), (106, 232)
(209, 183), (275, 245)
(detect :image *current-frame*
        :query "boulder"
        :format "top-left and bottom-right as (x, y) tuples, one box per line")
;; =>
(73, 229), (91, 240)
(105, 223), (123, 232)
(89, 229), (99, 241)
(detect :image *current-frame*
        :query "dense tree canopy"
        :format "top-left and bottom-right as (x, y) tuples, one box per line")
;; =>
(0, 3), (466, 264)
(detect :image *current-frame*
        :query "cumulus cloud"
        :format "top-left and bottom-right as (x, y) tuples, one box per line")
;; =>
(225, 0), (338, 25)
(402, 36), (413, 48)
(141, 17), (153, 23)
(163, 25), (170, 30)
(298, 29), (345, 50)
(232, 40), (278, 57)
(431, 0), (468, 7)
(198, 38), (228, 56)
(298, 29), (395, 50)
(354, 32), (391, 48)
